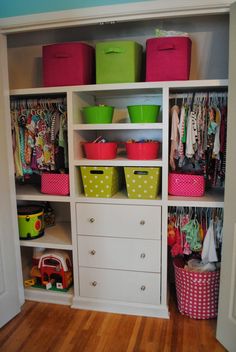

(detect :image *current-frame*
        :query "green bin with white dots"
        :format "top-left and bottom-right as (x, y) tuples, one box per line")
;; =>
(80, 166), (121, 198)
(124, 167), (161, 199)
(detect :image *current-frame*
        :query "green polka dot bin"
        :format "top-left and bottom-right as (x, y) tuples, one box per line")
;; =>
(80, 166), (121, 198)
(124, 167), (161, 199)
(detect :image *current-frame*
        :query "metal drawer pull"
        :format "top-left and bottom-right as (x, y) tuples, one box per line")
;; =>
(89, 250), (96, 255)
(140, 285), (146, 291)
(140, 220), (145, 225)
(89, 218), (95, 223)
(91, 281), (97, 287)
(140, 253), (146, 259)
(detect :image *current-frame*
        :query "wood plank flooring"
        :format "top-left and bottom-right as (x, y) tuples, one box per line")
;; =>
(0, 292), (227, 352)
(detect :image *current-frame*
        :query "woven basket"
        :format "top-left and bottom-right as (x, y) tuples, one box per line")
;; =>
(174, 260), (220, 319)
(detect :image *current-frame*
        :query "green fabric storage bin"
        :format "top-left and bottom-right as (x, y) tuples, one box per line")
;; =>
(81, 166), (121, 197)
(96, 40), (143, 84)
(124, 167), (161, 199)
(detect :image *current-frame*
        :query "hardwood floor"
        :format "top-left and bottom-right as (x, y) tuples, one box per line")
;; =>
(0, 291), (227, 352)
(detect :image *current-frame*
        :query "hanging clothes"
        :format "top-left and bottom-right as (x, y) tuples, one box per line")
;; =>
(169, 105), (180, 170)
(169, 91), (228, 190)
(168, 206), (223, 264)
(201, 219), (218, 264)
(11, 97), (68, 180)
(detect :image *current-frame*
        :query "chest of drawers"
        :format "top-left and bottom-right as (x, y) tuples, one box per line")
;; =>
(76, 202), (162, 311)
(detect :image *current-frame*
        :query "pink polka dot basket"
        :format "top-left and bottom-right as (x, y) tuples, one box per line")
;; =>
(174, 259), (220, 319)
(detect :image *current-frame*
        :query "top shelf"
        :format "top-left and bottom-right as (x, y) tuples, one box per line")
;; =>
(10, 80), (229, 97)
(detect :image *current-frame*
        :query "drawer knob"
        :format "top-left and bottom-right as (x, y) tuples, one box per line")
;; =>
(140, 285), (146, 291)
(89, 250), (96, 255)
(91, 281), (97, 287)
(140, 253), (146, 259)
(89, 218), (95, 223)
(140, 220), (145, 225)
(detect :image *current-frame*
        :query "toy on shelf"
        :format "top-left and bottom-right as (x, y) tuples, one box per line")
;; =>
(43, 202), (55, 228)
(17, 205), (45, 240)
(30, 250), (73, 291)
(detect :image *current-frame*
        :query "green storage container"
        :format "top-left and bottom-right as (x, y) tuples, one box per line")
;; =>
(96, 41), (143, 84)
(17, 205), (45, 240)
(127, 105), (161, 123)
(124, 167), (161, 199)
(82, 105), (114, 124)
(80, 166), (121, 197)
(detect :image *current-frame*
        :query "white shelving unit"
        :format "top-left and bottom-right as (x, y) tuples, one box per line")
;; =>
(10, 78), (228, 316)
(5, 8), (229, 316)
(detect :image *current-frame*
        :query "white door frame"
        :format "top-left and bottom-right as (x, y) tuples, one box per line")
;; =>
(0, 33), (23, 328)
(216, 2), (236, 351)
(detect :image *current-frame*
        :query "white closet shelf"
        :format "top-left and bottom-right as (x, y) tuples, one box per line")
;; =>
(71, 79), (228, 92)
(168, 189), (224, 207)
(16, 184), (71, 202)
(20, 222), (72, 250)
(74, 158), (163, 167)
(10, 86), (69, 96)
(73, 123), (164, 130)
(75, 190), (162, 205)
(10, 79), (228, 97)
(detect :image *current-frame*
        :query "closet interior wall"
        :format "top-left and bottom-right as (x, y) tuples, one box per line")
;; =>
(7, 14), (229, 88)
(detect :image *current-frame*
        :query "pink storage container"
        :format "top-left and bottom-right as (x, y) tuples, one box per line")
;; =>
(125, 142), (160, 160)
(83, 142), (117, 160)
(41, 173), (70, 195)
(146, 37), (192, 82)
(168, 173), (205, 197)
(174, 259), (220, 319)
(43, 42), (95, 87)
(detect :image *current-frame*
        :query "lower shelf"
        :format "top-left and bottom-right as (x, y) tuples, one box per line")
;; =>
(24, 286), (74, 306)
(20, 222), (72, 250)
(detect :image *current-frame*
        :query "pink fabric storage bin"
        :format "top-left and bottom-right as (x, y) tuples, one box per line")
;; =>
(174, 259), (220, 319)
(146, 37), (192, 82)
(41, 173), (70, 195)
(43, 42), (95, 87)
(168, 173), (205, 197)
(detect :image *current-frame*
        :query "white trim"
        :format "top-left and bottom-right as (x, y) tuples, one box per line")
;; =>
(0, 0), (233, 33)
(72, 296), (169, 318)
(24, 287), (73, 305)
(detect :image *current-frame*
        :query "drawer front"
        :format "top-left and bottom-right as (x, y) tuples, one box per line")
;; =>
(76, 203), (161, 239)
(78, 236), (161, 272)
(79, 267), (160, 305)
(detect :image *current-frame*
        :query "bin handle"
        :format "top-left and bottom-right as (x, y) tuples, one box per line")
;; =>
(90, 170), (104, 175)
(134, 170), (149, 175)
(54, 53), (71, 58)
(104, 47), (124, 54)
(157, 43), (175, 51)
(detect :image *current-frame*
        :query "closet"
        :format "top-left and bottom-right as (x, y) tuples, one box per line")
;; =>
(0, 2), (234, 330)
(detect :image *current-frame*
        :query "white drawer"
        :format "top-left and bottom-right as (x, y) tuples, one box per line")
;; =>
(78, 236), (161, 272)
(76, 203), (161, 239)
(79, 267), (160, 305)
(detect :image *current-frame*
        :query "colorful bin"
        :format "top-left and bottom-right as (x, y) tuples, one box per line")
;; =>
(80, 166), (121, 198)
(43, 42), (95, 87)
(174, 259), (220, 319)
(146, 37), (192, 82)
(127, 105), (161, 123)
(96, 40), (143, 84)
(125, 141), (160, 160)
(41, 173), (70, 195)
(83, 142), (118, 160)
(168, 173), (205, 197)
(82, 105), (114, 124)
(124, 167), (161, 199)
(17, 205), (45, 240)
